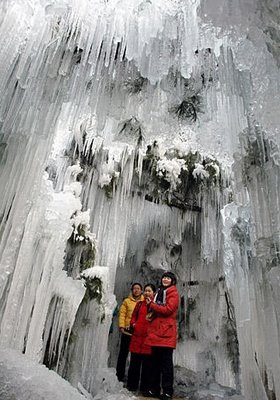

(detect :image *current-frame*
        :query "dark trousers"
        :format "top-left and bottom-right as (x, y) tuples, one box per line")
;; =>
(150, 346), (174, 396)
(127, 353), (153, 392)
(116, 333), (131, 381)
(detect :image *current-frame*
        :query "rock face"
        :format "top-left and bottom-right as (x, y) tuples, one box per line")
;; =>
(0, 1), (279, 400)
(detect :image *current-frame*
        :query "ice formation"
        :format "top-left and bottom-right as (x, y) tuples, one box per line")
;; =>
(0, 348), (88, 400)
(0, 0), (279, 399)
(0, 348), (132, 400)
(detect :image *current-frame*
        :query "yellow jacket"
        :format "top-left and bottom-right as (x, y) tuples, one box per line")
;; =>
(118, 294), (144, 329)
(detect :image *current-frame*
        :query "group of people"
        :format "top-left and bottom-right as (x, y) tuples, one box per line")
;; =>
(116, 271), (179, 400)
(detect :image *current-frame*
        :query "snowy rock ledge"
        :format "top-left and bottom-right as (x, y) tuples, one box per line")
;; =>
(0, 348), (87, 400)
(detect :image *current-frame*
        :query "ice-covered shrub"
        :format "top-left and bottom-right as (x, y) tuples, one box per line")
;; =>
(136, 142), (223, 211)
(70, 210), (95, 245)
(156, 157), (188, 190)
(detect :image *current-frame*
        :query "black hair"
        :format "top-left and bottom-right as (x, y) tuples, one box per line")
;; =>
(131, 282), (143, 290)
(161, 271), (177, 285)
(144, 283), (156, 292)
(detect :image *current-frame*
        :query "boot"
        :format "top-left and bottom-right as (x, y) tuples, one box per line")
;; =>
(160, 394), (172, 400)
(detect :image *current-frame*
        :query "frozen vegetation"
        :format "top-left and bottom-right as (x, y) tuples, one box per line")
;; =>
(0, 0), (279, 399)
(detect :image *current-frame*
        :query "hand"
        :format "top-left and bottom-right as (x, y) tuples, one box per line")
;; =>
(146, 297), (152, 304)
(146, 311), (154, 321)
(123, 331), (133, 336)
(123, 326), (133, 336)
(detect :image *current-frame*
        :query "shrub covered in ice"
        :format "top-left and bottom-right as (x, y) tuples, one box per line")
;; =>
(70, 210), (96, 245)
(137, 141), (224, 211)
(192, 163), (210, 179)
(99, 173), (113, 188)
(149, 142), (221, 191)
(99, 168), (120, 199)
(156, 157), (188, 190)
(192, 161), (220, 180)
(80, 267), (109, 304)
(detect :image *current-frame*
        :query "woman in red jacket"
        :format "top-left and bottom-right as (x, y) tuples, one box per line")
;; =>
(145, 271), (179, 400)
(126, 283), (156, 394)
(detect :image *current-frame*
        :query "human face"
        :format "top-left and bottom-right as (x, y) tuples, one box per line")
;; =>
(132, 284), (142, 299)
(162, 276), (172, 287)
(144, 286), (154, 300)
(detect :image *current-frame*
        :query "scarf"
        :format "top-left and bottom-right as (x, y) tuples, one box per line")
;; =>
(154, 286), (167, 305)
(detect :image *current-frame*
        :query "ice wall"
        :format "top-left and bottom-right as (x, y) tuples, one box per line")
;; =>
(0, 0), (279, 399)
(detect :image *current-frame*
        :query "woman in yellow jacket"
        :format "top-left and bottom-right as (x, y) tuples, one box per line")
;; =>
(116, 282), (143, 382)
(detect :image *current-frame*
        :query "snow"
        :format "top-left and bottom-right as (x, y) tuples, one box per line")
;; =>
(71, 209), (96, 244)
(0, 348), (88, 400)
(0, 348), (134, 400)
(156, 157), (188, 190)
(192, 163), (210, 180)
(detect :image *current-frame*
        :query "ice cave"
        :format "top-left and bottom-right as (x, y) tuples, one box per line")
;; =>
(0, 0), (279, 399)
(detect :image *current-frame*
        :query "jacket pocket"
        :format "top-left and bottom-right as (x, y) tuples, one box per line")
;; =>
(158, 322), (174, 338)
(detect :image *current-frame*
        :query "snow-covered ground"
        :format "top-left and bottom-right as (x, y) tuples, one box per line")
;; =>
(0, 348), (133, 400)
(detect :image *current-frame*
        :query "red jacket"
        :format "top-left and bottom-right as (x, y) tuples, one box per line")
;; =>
(129, 301), (152, 355)
(145, 285), (179, 349)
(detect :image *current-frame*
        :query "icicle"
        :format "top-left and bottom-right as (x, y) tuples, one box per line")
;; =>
(136, 147), (144, 185)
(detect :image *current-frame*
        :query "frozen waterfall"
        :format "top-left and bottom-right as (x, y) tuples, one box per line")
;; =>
(0, 0), (279, 399)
